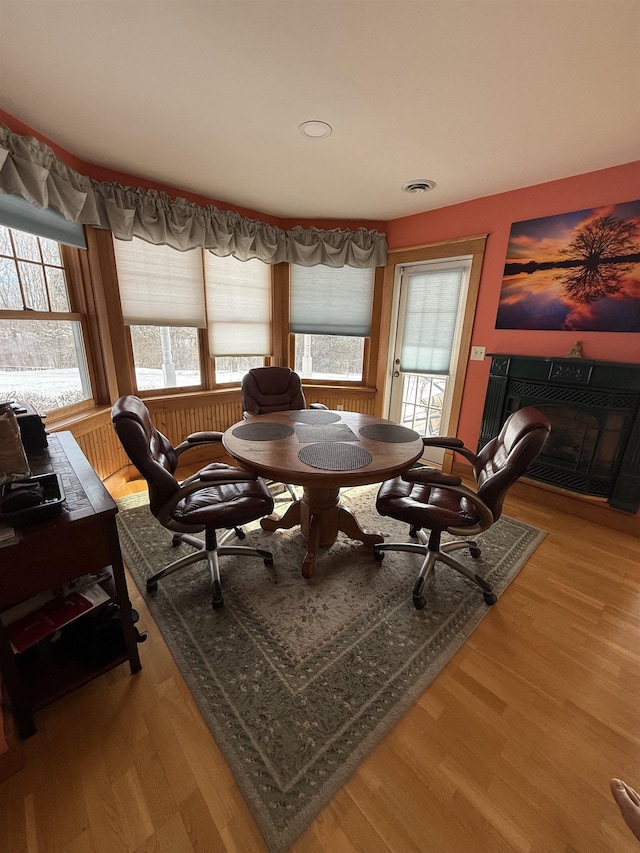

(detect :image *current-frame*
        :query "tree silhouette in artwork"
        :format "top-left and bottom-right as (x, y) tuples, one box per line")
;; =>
(556, 215), (639, 303)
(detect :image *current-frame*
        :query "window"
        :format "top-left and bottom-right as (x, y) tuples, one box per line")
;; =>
(204, 253), (271, 384)
(128, 325), (201, 390)
(294, 334), (365, 381)
(290, 264), (374, 382)
(113, 238), (206, 391)
(113, 238), (271, 391)
(0, 225), (92, 414)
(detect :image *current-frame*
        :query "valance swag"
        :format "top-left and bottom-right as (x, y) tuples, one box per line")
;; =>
(0, 124), (387, 268)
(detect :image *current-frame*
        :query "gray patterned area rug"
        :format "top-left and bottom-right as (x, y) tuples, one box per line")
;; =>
(116, 485), (545, 853)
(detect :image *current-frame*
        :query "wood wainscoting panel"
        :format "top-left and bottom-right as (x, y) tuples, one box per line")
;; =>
(146, 397), (244, 442)
(50, 407), (128, 483)
(73, 421), (128, 482)
(303, 390), (377, 416)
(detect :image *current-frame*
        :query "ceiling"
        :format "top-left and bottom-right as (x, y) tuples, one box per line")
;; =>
(1, 1), (639, 222)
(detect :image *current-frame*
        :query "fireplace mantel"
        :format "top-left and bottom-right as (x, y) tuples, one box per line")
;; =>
(479, 354), (640, 513)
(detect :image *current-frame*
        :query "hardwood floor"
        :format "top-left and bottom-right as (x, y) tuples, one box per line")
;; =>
(1, 478), (639, 852)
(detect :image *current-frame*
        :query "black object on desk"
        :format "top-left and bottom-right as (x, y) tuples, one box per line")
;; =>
(12, 402), (48, 451)
(0, 473), (64, 525)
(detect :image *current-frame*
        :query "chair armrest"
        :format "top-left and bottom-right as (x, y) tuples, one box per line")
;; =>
(401, 466), (493, 535)
(402, 467), (462, 487)
(174, 432), (223, 457)
(197, 468), (258, 483)
(436, 483), (494, 535)
(421, 436), (478, 466)
(309, 403), (329, 410)
(422, 436), (464, 448)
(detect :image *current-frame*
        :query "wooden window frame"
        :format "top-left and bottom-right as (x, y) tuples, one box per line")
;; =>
(0, 227), (108, 419)
(83, 228), (386, 407)
(97, 232), (274, 399)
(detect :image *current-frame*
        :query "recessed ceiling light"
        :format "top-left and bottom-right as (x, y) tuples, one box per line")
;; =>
(299, 120), (333, 139)
(401, 179), (437, 193)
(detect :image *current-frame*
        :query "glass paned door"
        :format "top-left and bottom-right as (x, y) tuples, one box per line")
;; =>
(387, 258), (471, 465)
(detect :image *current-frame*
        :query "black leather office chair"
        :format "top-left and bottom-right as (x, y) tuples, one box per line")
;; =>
(374, 407), (551, 609)
(241, 367), (328, 417)
(241, 366), (328, 501)
(112, 395), (275, 610)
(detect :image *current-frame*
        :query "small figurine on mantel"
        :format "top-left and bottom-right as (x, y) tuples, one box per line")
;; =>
(567, 341), (584, 358)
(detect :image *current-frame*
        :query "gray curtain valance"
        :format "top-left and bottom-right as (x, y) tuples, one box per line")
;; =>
(0, 124), (387, 268)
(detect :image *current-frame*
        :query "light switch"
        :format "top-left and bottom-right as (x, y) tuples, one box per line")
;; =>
(470, 346), (486, 361)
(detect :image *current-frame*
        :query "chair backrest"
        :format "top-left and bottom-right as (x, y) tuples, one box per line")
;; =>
(112, 395), (180, 517)
(241, 367), (307, 415)
(473, 406), (551, 522)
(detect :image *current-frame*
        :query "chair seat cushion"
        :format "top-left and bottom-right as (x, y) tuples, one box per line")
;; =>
(173, 464), (274, 529)
(376, 475), (481, 532)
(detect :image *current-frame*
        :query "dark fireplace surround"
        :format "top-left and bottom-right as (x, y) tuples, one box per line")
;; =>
(479, 355), (640, 514)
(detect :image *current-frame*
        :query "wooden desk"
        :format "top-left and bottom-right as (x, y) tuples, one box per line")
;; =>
(223, 410), (423, 578)
(0, 432), (142, 738)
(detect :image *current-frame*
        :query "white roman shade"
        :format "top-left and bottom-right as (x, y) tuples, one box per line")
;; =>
(113, 237), (206, 327)
(289, 264), (374, 337)
(400, 264), (468, 374)
(204, 252), (271, 356)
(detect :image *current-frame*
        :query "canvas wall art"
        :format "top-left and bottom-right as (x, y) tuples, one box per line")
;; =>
(496, 200), (640, 331)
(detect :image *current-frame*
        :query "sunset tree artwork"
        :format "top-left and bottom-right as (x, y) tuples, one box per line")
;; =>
(496, 200), (640, 331)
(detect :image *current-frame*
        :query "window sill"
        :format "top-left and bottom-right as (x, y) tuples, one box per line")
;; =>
(46, 405), (114, 435)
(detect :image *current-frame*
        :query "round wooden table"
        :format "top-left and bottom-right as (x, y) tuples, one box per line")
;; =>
(222, 410), (424, 578)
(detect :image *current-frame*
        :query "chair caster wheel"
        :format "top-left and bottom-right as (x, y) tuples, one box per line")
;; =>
(212, 580), (224, 609)
(234, 527), (246, 540)
(264, 557), (274, 567)
(409, 526), (418, 539)
(470, 547), (481, 559)
(373, 549), (385, 562)
(171, 535), (181, 548)
(483, 592), (498, 605)
(146, 580), (158, 593)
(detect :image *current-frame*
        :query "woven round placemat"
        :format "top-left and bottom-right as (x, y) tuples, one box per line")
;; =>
(288, 410), (341, 424)
(359, 423), (421, 443)
(231, 422), (294, 441)
(298, 442), (373, 471)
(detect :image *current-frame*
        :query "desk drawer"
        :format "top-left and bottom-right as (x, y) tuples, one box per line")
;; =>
(0, 516), (112, 610)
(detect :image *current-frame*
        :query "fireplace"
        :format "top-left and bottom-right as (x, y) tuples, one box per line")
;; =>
(479, 355), (640, 513)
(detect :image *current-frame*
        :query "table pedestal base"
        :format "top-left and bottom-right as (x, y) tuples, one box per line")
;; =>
(261, 486), (384, 578)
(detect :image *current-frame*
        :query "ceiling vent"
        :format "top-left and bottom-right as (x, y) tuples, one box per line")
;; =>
(401, 179), (437, 193)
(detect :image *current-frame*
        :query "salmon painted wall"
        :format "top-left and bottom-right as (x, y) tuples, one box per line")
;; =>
(387, 161), (640, 449)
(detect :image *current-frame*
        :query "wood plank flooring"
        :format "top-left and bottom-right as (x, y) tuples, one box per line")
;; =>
(1, 477), (639, 852)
